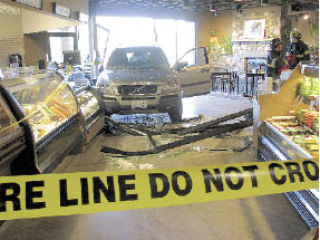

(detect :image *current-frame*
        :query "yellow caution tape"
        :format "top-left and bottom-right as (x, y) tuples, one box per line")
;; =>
(43, 82), (67, 105)
(0, 158), (317, 220)
(67, 65), (73, 76)
(0, 115), (31, 134)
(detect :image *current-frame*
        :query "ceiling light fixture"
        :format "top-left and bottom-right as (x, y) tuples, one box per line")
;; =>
(183, 0), (190, 9)
(210, 1), (216, 12)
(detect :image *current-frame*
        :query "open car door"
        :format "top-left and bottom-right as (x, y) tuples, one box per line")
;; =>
(175, 47), (212, 97)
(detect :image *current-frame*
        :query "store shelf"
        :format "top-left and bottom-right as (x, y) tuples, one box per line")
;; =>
(285, 191), (319, 229)
(259, 122), (312, 159)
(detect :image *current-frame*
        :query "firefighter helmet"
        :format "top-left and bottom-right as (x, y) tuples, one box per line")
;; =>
(290, 30), (302, 39)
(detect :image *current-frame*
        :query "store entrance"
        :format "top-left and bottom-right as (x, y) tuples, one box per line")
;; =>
(93, 16), (195, 66)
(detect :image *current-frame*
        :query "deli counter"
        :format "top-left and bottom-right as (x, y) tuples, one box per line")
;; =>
(74, 86), (105, 152)
(258, 64), (319, 229)
(0, 70), (105, 175)
(0, 87), (35, 176)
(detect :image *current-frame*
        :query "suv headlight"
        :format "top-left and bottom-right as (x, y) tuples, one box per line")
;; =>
(98, 85), (117, 96)
(96, 73), (117, 96)
(161, 79), (179, 94)
(96, 73), (109, 87)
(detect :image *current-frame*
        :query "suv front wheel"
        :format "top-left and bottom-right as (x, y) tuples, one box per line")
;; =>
(169, 98), (183, 123)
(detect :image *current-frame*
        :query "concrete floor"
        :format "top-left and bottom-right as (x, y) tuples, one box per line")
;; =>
(0, 94), (310, 240)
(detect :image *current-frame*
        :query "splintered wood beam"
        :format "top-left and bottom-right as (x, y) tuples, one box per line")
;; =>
(101, 119), (253, 156)
(108, 108), (253, 136)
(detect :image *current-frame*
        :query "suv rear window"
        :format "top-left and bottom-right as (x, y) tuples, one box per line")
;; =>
(107, 48), (169, 69)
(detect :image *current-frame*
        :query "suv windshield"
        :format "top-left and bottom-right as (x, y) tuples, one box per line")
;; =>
(107, 48), (169, 69)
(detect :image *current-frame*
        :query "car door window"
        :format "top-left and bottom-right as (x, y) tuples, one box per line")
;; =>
(196, 48), (207, 66)
(178, 48), (208, 69)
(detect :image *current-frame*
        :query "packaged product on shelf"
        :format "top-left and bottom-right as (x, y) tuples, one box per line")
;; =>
(313, 117), (319, 133)
(299, 77), (312, 97)
(298, 109), (319, 128)
(265, 108), (319, 157)
(299, 76), (319, 97)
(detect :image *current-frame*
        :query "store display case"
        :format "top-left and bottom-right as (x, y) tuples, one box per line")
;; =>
(75, 87), (105, 151)
(0, 70), (83, 173)
(258, 120), (319, 229)
(258, 64), (319, 229)
(0, 90), (26, 175)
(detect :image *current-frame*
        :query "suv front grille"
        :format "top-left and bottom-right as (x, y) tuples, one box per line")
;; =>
(118, 85), (158, 95)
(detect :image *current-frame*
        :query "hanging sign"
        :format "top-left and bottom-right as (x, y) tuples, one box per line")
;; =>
(12, 0), (43, 9)
(53, 3), (71, 18)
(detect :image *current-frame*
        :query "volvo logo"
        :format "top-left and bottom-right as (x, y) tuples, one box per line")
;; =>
(131, 85), (146, 94)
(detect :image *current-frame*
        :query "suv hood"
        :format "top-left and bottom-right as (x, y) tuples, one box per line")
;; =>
(105, 68), (170, 84)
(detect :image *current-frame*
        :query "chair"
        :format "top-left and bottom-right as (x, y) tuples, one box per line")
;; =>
(212, 72), (232, 93)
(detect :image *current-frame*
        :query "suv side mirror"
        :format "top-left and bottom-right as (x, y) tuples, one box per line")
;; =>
(176, 61), (188, 71)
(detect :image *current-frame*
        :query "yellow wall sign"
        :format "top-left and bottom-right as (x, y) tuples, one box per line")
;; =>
(0, 159), (318, 220)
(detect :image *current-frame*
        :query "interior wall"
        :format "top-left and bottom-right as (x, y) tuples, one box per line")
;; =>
(210, 12), (233, 40)
(0, 1), (82, 69)
(0, 3), (25, 68)
(24, 32), (50, 67)
(21, 9), (79, 34)
(293, 12), (319, 48)
(196, 13), (214, 47)
(196, 11), (232, 47)
(0, 3), (22, 38)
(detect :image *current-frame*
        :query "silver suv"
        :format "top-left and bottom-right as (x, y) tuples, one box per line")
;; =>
(96, 46), (183, 122)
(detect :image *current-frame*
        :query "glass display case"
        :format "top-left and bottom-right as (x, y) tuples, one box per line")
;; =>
(0, 91), (26, 175)
(75, 87), (105, 150)
(1, 71), (78, 143)
(0, 70), (82, 173)
(78, 90), (100, 123)
(0, 93), (20, 138)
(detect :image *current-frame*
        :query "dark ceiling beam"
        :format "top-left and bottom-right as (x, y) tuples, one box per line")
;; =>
(94, 5), (198, 19)
(94, 0), (283, 13)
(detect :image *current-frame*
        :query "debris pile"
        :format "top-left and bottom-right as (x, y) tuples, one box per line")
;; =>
(101, 108), (253, 156)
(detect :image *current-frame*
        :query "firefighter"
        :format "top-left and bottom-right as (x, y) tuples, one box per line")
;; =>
(287, 30), (310, 69)
(267, 38), (287, 78)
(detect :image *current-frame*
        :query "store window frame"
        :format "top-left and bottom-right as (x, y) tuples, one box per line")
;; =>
(48, 32), (78, 62)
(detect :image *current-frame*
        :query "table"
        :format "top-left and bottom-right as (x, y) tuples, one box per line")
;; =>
(245, 73), (265, 96)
